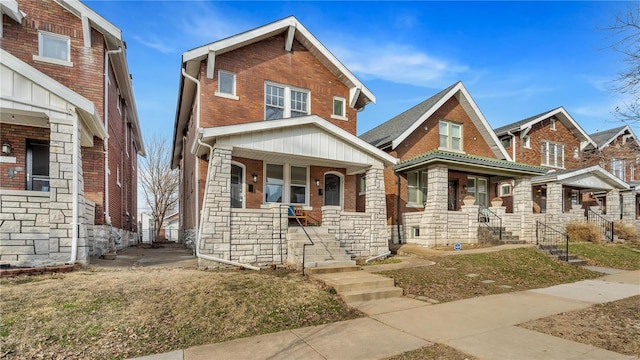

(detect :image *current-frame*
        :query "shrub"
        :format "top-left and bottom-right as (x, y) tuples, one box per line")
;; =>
(566, 221), (603, 244)
(613, 221), (638, 242)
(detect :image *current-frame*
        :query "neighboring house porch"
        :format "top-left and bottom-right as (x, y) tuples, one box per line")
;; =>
(192, 116), (396, 269)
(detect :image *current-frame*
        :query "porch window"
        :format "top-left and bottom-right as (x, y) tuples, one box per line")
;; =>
(500, 184), (511, 196)
(265, 164), (284, 202)
(265, 83), (309, 120)
(467, 176), (488, 207)
(541, 141), (564, 168)
(439, 120), (462, 151)
(289, 166), (307, 204)
(611, 159), (625, 180)
(38, 31), (70, 63)
(26, 140), (50, 191)
(407, 171), (428, 206)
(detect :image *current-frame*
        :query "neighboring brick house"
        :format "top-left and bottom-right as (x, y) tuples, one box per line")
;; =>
(495, 108), (630, 232)
(171, 16), (396, 270)
(360, 82), (545, 246)
(0, 0), (144, 267)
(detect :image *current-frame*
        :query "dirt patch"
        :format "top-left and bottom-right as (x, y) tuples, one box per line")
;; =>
(384, 343), (478, 360)
(519, 295), (640, 356)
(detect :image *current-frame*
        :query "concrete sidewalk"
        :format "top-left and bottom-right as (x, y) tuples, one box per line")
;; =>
(128, 269), (640, 360)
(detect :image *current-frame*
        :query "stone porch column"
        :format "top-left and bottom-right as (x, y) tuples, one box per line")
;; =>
(513, 177), (534, 243)
(198, 144), (232, 268)
(422, 165), (448, 247)
(48, 115), (88, 264)
(621, 191), (636, 222)
(606, 189), (621, 221)
(365, 166), (389, 256)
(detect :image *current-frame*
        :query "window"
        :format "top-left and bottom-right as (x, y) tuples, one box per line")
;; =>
(467, 176), (488, 207)
(573, 147), (579, 159)
(407, 171), (428, 206)
(439, 120), (462, 151)
(500, 184), (512, 196)
(289, 166), (307, 204)
(550, 118), (556, 130)
(265, 83), (309, 120)
(411, 227), (420, 238)
(265, 164), (284, 202)
(26, 140), (49, 191)
(332, 96), (346, 120)
(216, 70), (238, 100)
(522, 136), (531, 149)
(501, 137), (511, 148)
(541, 141), (564, 168)
(611, 159), (625, 180)
(36, 31), (72, 66)
(359, 175), (366, 195)
(631, 165), (635, 181)
(230, 164), (244, 208)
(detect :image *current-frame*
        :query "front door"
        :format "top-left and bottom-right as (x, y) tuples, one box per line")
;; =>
(324, 174), (341, 206)
(230, 164), (244, 208)
(448, 180), (458, 211)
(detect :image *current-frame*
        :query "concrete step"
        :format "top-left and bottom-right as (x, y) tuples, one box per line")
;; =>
(340, 287), (404, 303)
(305, 260), (357, 268)
(568, 258), (588, 266)
(288, 239), (342, 248)
(292, 247), (345, 256)
(305, 265), (360, 275)
(303, 255), (353, 263)
(314, 272), (395, 293)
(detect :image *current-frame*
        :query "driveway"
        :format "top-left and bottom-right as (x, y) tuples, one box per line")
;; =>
(90, 242), (197, 269)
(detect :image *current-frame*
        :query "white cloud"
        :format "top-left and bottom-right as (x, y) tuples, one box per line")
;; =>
(475, 86), (553, 100)
(330, 43), (469, 88)
(132, 35), (175, 54)
(177, 3), (250, 46)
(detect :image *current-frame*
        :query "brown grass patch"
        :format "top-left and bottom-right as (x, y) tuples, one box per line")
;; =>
(566, 220), (603, 243)
(613, 221), (639, 242)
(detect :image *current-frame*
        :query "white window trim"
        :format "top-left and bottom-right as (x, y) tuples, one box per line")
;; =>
(550, 118), (557, 131)
(359, 175), (366, 196)
(522, 135), (531, 149)
(34, 31), (73, 67)
(116, 90), (122, 114)
(215, 70), (239, 100)
(264, 81), (310, 120)
(331, 96), (347, 121)
(263, 163), (309, 206)
(231, 161), (246, 209)
(438, 120), (464, 153)
(324, 171), (344, 209)
(407, 170), (428, 207)
(116, 167), (121, 188)
(500, 184), (512, 197)
(611, 158), (626, 180)
(541, 140), (565, 169)
(630, 164), (635, 181)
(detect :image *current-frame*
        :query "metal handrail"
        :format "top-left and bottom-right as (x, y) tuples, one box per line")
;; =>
(478, 206), (502, 241)
(586, 208), (614, 241)
(536, 221), (569, 261)
(280, 204), (315, 276)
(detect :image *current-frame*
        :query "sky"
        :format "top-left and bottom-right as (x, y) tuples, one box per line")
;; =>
(85, 1), (635, 142)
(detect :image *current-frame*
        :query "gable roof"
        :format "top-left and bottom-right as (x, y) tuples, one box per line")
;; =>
(173, 15), (375, 168)
(359, 81), (510, 160)
(589, 125), (639, 149)
(494, 107), (596, 151)
(532, 165), (630, 191)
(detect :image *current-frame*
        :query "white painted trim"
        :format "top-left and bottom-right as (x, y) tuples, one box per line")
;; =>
(230, 161), (246, 209)
(81, 15), (91, 48)
(332, 96), (346, 119)
(323, 171), (344, 208)
(214, 92), (239, 101)
(32, 55), (74, 67)
(217, 70), (237, 97)
(554, 166), (630, 189)
(0, 0), (24, 25)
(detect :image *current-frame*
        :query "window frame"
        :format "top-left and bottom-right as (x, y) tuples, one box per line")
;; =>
(611, 158), (626, 180)
(407, 170), (428, 207)
(34, 31), (73, 67)
(264, 163), (309, 205)
(439, 120), (463, 152)
(522, 135), (531, 149)
(264, 82), (310, 120)
(215, 70), (239, 100)
(500, 184), (512, 197)
(289, 165), (308, 205)
(541, 140), (565, 168)
(331, 96), (347, 120)
(550, 118), (556, 131)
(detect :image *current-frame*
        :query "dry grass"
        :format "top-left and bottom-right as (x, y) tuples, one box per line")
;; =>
(384, 343), (478, 360)
(569, 242), (640, 270)
(566, 220), (603, 244)
(613, 221), (639, 242)
(520, 295), (640, 356)
(380, 248), (601, 303)
(0, 267), (361, 360)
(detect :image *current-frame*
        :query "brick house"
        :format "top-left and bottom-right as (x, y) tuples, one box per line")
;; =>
(360, 82), (545, 246)
(495, 108), (630, 232)
(0, 0), (144, 267)
(171, 16), (396, 270)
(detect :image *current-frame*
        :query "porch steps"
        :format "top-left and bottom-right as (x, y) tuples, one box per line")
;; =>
(539, 245), (587, 266)
(287, 227), (356, 269)
(478, 227), (525, 245)
(312, 270), (403, 303)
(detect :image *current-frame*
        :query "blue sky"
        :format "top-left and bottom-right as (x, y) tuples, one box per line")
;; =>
(86, 1), (634, 140)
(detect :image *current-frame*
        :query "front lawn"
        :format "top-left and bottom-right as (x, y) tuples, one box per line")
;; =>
(380, 247), (601, 303)
(569, 242), (640, 270)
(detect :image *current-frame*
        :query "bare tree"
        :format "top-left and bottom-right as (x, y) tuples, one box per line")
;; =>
(139, 133), (179, 241)
(608, 5), (640, 121)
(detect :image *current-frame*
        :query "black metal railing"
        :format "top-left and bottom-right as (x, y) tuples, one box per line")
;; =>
(478, 206), (502, 242)
(587, 208), (614, 241)
(536, 221), (569, 261)
(279, 205), (315, 276)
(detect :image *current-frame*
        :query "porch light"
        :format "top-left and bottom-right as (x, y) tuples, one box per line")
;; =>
(252, 174), (258, 183)
(315, 179), (320, 187)
(1, 140), (11, 155)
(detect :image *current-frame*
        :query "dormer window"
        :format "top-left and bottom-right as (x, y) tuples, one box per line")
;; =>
(35, 31), (73, 67)
(215, 70), (238, 100)
(265, 82), (309, 120)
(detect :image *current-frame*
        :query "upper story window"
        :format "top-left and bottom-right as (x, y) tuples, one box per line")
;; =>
(611, 159), (625, 180)
(550, 118), (556, 130)
(541, 140), (564, 168)
(630, 164), (635, 181)
(522, 135), (531, 149)
(331, 96), (347, 120)
(500, 137), (511, 148)
(439, 120), (462, 152)
(265, 83), (309, 120)
(407, 171), (428, 206)
(215, 70), (238, 100)
(35, 31), (73, 67)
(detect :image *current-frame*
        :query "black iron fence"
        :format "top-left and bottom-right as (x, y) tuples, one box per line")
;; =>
(536, 221), (569, 261)
(586, 208), (614, 242)
(478, 206), (502, 242)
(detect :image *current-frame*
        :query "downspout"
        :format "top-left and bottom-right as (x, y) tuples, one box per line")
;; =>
(196, 136), (260, 270)
(507, 131), (516, 162)
(395, 171), (402, 244)
(181, 69), (201, 246)
(103, 47), (122, 226)
(68, 107), (80, 264)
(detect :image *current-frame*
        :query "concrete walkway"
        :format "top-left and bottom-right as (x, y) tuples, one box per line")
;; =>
(128, 268), (640, 360)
